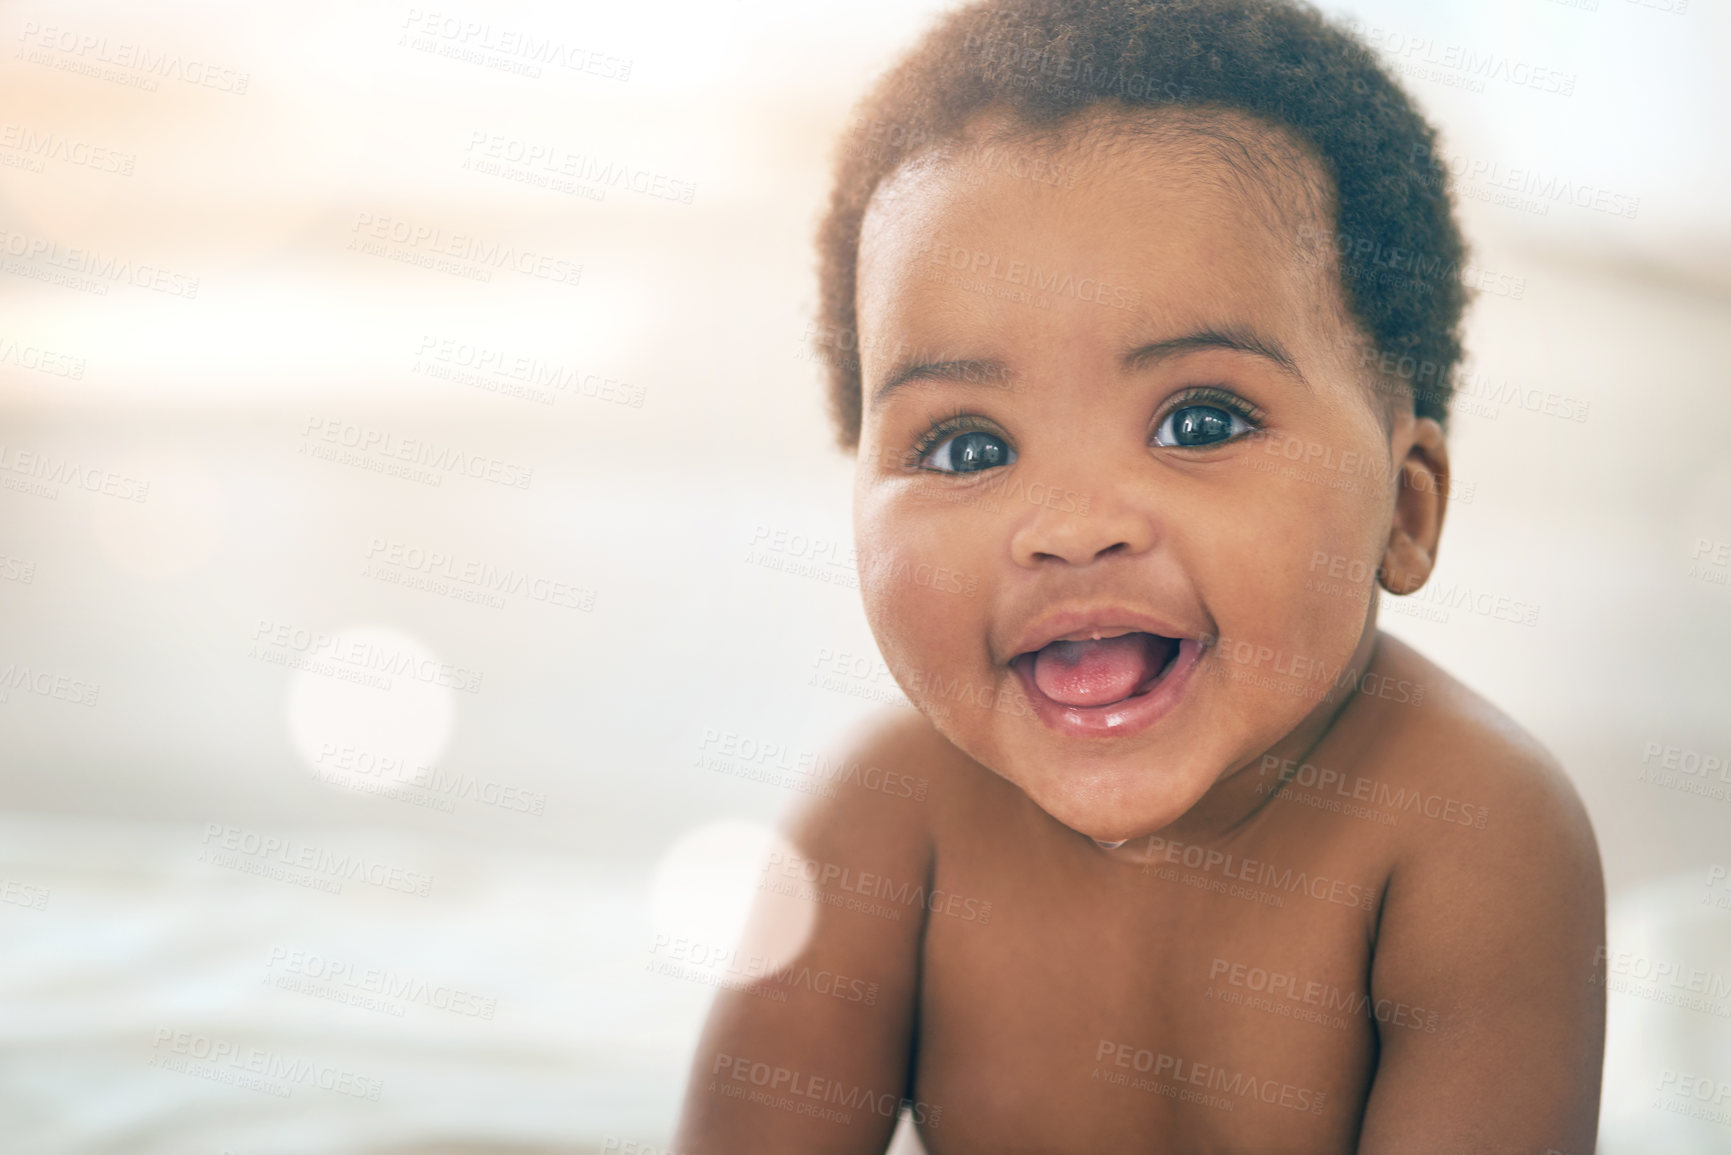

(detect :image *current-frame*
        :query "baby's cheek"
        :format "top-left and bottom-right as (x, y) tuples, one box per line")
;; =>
(856, 515), (992, 710)
(858, 540), (973, 643)
(1290, 509), (1377, 589)
(1207, 513), (1379, 690)
(1285, 526), (1387, 665)
(857, 545), (917, 634)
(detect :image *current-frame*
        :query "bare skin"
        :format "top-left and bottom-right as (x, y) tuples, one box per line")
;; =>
(675, 106), (1605, 1154)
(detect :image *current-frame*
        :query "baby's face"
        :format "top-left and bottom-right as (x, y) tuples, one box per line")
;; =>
(852, 117), (1414, 843)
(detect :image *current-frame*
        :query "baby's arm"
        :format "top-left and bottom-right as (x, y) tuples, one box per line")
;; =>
(673, 712), (935, 1155)
(1354, 744), (1605, 1154)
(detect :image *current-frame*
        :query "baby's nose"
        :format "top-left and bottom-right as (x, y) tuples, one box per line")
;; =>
(1008, 486), (1156, 567)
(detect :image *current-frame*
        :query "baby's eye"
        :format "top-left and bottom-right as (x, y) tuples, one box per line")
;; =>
(1153, 404), (1254, 448)
(921, 430), (1016, 473)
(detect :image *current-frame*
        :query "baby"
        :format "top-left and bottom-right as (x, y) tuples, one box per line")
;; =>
(678, 0), (1605, 1151)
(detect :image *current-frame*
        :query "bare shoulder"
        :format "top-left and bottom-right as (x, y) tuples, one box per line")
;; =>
(790, 704), (994, 841)
(1361, 632), (1600, 877)
(831, 703), (983, 787)
(1352, 633), (1605, 1154)
(773, 704), (996, 910)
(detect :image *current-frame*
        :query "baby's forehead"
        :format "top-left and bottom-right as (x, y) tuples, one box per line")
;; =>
(856, 110), (1355, 372)
(864, 109), (1338, 292)
(919, 105), (1331, 234)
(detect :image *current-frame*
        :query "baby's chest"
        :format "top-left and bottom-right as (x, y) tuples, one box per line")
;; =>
(909, 846), (1382, 1153)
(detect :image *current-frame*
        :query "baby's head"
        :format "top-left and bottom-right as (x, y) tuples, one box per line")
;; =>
(817, 0), (1468, 842)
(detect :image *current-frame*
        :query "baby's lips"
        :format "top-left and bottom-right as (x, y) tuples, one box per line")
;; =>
(1005, 604), (1196, 665)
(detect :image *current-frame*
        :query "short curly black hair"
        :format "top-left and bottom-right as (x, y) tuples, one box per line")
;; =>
(813, 0), (1470, 449)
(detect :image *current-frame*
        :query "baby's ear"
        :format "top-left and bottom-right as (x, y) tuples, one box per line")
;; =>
(1377, 417), (1449, 596)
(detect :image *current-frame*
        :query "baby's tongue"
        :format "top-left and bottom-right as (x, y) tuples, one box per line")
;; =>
(1032, 634), (1154, 707)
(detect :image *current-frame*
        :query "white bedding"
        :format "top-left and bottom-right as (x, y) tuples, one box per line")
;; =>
(0, 813), (691, 1154)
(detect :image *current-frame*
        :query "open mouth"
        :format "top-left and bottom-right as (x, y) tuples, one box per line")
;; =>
(1011, 630), (1182, 711)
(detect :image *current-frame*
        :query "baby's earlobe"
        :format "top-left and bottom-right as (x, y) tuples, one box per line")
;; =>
(1377, 531), (1433, 596)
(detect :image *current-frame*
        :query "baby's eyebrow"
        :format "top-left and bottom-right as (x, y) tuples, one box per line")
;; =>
(870, 358), (1014, 409)
(1123, 327), (1309, 388)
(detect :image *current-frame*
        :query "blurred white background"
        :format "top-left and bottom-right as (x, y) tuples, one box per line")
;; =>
(0, 0), (1727, 1151)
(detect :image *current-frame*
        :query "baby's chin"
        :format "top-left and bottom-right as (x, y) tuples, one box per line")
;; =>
(1006, 760), (1219, 847)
